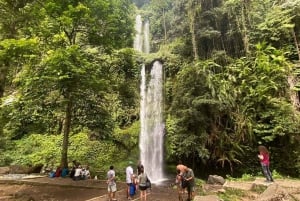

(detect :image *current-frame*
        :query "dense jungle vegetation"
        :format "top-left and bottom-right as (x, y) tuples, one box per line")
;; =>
(1, 0), (300, 178)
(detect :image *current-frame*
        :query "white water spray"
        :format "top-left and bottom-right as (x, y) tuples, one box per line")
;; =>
(134, 15), (165, 183)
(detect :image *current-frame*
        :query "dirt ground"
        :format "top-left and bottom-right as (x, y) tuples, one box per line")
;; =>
(0, 176), (181, 201)
(1, 176), (300, 201)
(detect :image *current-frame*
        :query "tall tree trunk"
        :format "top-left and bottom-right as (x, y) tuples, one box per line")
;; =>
(0, 62), (9, 98)
(292, 29), (300, 60)
(0, 68), (6, 98)
(288, 28), (300, 110)
(163, 8), (167, 44)
(241, 5), (249, 54)
(188, 0), (199, 60)
(61, 94), (72, 168)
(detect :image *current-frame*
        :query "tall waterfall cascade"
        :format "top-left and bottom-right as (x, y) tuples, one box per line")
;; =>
(134, 15), (165, 183)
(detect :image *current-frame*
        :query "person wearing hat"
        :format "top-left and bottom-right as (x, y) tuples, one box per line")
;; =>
(126, 161), (134, 200)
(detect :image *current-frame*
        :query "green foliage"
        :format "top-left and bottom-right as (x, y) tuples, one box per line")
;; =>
(1, 0), (300, 179)
(7, 134), (61, 166)
(226, 173), (255, 181)
(3, 132), (123, 170)
(271, 170), (284, 180)
(112, 121), (140, 155)
(256, 6), (294, 43)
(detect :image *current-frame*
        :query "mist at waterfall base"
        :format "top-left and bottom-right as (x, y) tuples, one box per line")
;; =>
(134, 15), (167, 184)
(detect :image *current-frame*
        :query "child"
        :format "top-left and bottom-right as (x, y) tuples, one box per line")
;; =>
(258, 145), (274, 183)
(130, 174), (137, 197)
(175, 169), (183, 201)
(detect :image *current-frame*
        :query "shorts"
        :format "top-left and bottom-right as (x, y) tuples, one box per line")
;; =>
(139, 185), (147, 191)
(187, 185), (195, 192)
(108, 183), (117, 192)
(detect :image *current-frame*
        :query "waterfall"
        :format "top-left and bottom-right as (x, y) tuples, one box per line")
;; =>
(134, 15), (143, 52)
(140, 61), (165, 183)
(134, 15), (165, 183)
(143, 20), (150, 54)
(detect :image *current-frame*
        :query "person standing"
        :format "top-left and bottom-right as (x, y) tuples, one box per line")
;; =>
(126, 161), (134, 200)
(182, 166), (195, 201)
(258, 145), (274, 183)
(137, 166), (148, 201)
(175, 169), (183, 201)
(137, 160), (143, 175)
(176, 160), (187, 175)
(107, 165), (117, 201)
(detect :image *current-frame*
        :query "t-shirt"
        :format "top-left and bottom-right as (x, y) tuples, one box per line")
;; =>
(260, 152), (270, 165)
(138, 173), (147, 186)
(107, 169), (116, 186)
(74, 168), (82, 177)
(184, 168), (195, 187)
(126, 166), (133, 183)
(85, 170), (90, 177)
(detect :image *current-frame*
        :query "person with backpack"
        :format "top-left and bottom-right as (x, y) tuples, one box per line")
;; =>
(137, 166), (149, 201)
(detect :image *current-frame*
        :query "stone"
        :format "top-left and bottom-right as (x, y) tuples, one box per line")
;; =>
(255, 183), (290, 201)
(207, 175), (226, 185)
(194, 195), (221, 201)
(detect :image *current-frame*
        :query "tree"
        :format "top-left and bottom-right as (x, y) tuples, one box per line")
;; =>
(6, 0), (135, 168)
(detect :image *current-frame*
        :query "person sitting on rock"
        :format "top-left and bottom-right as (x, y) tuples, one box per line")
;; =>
(73, 165), (83, 181)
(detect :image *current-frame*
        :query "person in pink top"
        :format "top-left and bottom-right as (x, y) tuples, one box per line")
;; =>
(258, 145), (274, 182)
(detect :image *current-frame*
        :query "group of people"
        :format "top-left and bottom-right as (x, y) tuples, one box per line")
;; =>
(107, 160), (150, 201)
(70, 165), (91, 181)
(47, 160), (91, 181)
(173, 145), (274, 201)
(64, 144), (271, 201)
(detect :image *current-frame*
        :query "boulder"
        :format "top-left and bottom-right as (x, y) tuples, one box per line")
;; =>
(207, 175), (226, 185)
(255, 183), (290, 201)
(9, 164), (44, 174)
(9, 165), (30, 174)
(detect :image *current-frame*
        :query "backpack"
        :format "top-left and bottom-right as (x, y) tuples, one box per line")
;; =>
(146, 176), (151, 189)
